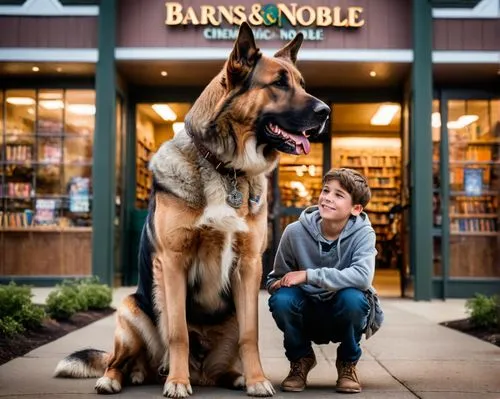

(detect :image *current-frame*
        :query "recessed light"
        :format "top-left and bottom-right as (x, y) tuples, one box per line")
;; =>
(161, 71), (168, 77)
(369, 71), (377, 77)
(56, 67), (62, 72)
(32, 66), (40, 72)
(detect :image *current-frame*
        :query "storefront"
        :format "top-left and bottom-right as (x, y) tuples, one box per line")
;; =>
(0, 0), (498, 299)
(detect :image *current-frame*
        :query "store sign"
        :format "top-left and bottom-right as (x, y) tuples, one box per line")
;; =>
(165, 2), (365, 41)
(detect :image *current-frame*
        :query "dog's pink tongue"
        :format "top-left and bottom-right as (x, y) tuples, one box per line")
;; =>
(289, 133), (311, 155)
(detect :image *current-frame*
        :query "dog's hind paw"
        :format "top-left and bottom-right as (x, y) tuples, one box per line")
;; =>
(95, 376), (122, 394)
(163, 380), (193, 398)
(130, 370), (145, 385)
(246, 379), (275, 397)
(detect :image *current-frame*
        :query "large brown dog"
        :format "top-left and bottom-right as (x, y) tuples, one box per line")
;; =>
(54, 22), (330, 397)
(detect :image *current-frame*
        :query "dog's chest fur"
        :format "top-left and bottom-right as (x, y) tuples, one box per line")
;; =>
(150, 135), (267, 317)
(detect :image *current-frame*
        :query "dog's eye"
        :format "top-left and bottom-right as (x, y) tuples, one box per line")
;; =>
(273, 76), (288, 88)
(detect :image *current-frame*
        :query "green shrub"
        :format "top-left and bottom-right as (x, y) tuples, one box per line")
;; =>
(45, 277), (112, 320)
(465, 294), (499, 329)
(46, 285), (83, 320)
(0, 282), (46, 337)
(78, 283), (112, 310)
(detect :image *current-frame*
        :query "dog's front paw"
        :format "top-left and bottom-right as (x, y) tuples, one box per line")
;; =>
(163, 379), (193, 398)
(246, 379), (275, 397)
(95, 376), (122, 394)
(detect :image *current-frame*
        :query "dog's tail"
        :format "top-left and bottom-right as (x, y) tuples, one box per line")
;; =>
(53, 349), (110, 378)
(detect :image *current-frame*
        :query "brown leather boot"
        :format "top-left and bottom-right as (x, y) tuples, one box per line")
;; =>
(335, 359), (361, 393)
(280, 352), (317, 392)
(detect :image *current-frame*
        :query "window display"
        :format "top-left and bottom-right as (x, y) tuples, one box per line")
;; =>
(446, 99), (499, 277)
(0, 89), (95, 229)
(0, 88), (95, 277)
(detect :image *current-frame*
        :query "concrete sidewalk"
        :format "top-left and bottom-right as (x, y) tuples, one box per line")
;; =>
(1, 289), (499, 398)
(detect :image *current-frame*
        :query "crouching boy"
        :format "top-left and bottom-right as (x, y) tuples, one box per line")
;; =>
(267, 168), (384, 393)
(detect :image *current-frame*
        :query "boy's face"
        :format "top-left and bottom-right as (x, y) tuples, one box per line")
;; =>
(318, 179), (363, 223)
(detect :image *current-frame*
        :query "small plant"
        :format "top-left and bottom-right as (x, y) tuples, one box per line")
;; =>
(0, 282), (46, 338)
(78, 282), (112, 310)
(45, 285), (83, 320)
(465, 294), (499, 329)
(45, 277), (112, 320)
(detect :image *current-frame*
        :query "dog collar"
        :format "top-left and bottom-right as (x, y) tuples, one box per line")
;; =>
(185, 128), (244, 178)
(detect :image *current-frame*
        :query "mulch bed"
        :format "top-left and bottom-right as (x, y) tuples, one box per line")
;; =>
(0, 308), (115, 366)
(441, 318), (500, 348)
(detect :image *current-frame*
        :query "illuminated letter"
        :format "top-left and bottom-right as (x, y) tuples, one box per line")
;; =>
(296, 6), (315, 27)
(348, 7), (365, 27)
(218, 6), (234, 25)
(277, 3), (297, 26)
(165, 2), (183, 25)
(182, 7), (200, 25)
(316, 6), (331, 27)
(233, 5), (247, 24)
(332, 6), (347, 27)
(200, 6), (219, 25)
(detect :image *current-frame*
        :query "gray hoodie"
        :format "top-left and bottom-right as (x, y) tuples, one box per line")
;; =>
(266, 205), (383, 338)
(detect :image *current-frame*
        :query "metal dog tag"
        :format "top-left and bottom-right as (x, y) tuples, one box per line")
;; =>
(227, 174), (243, 209)
(227, 187), (243, 209)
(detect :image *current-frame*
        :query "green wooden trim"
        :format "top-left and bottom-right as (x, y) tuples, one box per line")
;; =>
(430, 0), (481, 8)
(412, 0), (434, 301)
(432, 278), (500, 299)
(92, 0), (116, 287)
(0, 276), (91, 287)
(122, 101), (139, 286)
(439, 94), (450, 300)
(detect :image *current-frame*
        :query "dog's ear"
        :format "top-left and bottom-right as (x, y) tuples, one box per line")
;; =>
(274, 33), (304, 64)
(226, 22), (260, 88)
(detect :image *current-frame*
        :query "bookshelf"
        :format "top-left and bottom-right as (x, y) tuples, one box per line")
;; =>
(332, 139), (401, 268)
(445, 99), (499, 278)
(0, 89), (95, 277)
(135, 109), (156, 209)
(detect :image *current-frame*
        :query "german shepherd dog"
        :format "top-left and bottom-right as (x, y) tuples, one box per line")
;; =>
(54, 22), (330, 397)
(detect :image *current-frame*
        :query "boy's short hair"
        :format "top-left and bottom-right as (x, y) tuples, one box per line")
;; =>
(323, 168), (371, 207)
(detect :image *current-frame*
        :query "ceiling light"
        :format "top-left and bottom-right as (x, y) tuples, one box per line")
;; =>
(67, 104), (96, 115)
(369, 71), (377, 77)
(40, 100), (64, 110)
(448, 115), (478, 129)
(6, 97), (36, 105)
(161, 71), (168, 77)
(56, 67), (62, 72)
(152, 104), (177, 121)
(432, 113), (479, 129)
(32, 66), (39, 72)
(370, 104), (400, 126)
(173, 122), (185, 135)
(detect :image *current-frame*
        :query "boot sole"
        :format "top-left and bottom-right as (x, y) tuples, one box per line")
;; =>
(335, 387), (362, 393)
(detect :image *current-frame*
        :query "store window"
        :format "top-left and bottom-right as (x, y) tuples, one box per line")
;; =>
(0, 89), (95, 277)
(447, 99), (499, 278)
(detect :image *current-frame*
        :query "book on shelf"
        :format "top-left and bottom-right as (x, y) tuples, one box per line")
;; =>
(463, 168), (483, 196)
(68, 177), (90, 213)
(0, 209), (34, 227)
(34, 199), (57, 226)
(451, 219), (497, 233)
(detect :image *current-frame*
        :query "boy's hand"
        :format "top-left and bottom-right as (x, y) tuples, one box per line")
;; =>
(269, 279), (282, 293)
(281, 271), (307, 287)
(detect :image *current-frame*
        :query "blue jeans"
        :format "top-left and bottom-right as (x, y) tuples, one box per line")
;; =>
(268, 287), (369, 363)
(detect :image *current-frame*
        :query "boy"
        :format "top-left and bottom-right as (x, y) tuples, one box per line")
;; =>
(267, 168), (383, 394)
